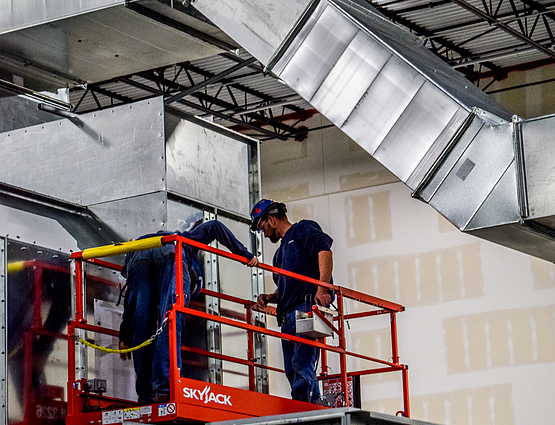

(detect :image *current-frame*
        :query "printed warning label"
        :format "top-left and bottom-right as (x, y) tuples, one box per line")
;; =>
(139, 406), (152, 416)
(158, 403), (175, 417)
(102, 409), (123, 424)
(123, 408), (141, 420)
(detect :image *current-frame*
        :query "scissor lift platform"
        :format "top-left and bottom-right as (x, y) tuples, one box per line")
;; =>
(66, 377), (327, 424)
(210, 407), (440, 425)
(67, 235), (410, 424)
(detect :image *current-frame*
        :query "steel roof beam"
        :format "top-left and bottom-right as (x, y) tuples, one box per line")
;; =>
(165, 57), (257, 105)
(138, 69), (306, 136)
(116, 76), (293, 140)
(449, 0), (555, 58)
(183, 59), (307, 114)
(365, 0), (505, 77)
(426, 1), (555, 35)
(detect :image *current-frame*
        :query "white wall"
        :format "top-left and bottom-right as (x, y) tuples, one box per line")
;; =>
(259, 109), (555, 424)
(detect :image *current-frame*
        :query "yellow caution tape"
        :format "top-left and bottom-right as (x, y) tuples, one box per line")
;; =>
(81, 236), (165, 260)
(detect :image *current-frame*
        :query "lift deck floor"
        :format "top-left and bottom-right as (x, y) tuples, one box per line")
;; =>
(65, 377), (328, 424)
(210, 407), (441, 425)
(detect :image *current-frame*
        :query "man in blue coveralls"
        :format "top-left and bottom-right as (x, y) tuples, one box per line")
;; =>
(119, 219), (258, 404)
(252, 199), (333, 404)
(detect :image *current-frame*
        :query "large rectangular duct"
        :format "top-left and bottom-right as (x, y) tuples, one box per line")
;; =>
(194, 0), (555, 263)
(0, 0), (224, 89)
(0, 97), (258, 244)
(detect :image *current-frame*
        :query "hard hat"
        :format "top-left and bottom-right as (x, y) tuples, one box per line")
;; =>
(250, 199), (286, 231)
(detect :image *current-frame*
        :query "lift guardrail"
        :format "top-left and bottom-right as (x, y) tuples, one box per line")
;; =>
(67, 233), (410, 423)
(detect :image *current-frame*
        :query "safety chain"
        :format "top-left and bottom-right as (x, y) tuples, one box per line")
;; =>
(77, 316), (169, 354)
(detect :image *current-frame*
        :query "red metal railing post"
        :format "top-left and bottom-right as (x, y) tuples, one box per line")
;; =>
(67, 322), (76, 415)
(402, 366), (410, 417)
(246, 305), (256, 391)
(320, 342), (328, 378)
(74, 259), (85, 323)
(33, 265), (43, 328)
(168, 309), (178, 401)
(337, 291), (348, 406)
(390, 312), (399, 365)
(175, 241), (184, 308)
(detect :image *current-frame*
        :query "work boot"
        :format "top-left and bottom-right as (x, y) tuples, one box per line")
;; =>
(152, 393), (170, 403)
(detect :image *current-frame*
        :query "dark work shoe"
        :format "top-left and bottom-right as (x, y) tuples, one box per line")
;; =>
(138, 396), (154, 405)
(152, 393), (170, 403)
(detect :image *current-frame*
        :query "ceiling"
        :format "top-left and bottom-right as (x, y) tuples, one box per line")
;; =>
(2, 0), (555, 141)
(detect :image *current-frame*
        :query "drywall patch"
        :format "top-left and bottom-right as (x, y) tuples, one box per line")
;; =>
(345, 191), (392, 247)
(531, 257), (555, 289)
(367, 384), (514, 425)
(347, 243), (483, 308)
(350, 329), (397, 383)
(443, 305), (555, 373)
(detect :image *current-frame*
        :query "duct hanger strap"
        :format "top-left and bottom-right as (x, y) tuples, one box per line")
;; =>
(512, 115), (529, 220)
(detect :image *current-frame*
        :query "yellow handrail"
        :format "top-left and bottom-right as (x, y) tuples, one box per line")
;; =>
(77, 236), (165, 260)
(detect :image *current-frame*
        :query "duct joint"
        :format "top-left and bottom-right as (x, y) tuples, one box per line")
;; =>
(264, 0), (321, 73)
(411, 110), (477, 201)
(512, 115), (529, 220)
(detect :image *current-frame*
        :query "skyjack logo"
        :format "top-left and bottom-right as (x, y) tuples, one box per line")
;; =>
(182, 385), (232, 406)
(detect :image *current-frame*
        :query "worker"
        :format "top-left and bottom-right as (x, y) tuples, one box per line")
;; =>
(252, 199), (333, 404)
(118, 218), (258, 404)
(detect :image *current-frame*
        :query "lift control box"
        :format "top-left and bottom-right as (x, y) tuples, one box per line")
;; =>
(295, 306), (336, 338)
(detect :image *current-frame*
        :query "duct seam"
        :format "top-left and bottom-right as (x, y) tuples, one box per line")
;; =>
(411, 110), (477, 199)
(512, 116), (529, 220)
(327, 0), (474, 114)
(462, 160), (515, 231)
(265, 0), (322, 74)
(420, 119), (486, 203)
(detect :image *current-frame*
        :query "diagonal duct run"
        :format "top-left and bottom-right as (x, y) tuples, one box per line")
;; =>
(194, 0), (555, 262)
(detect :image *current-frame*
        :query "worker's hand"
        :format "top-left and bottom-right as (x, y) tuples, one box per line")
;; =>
(256, 293), (270, 309)
(315, 287), (332, 307)
(246, 257), (259, 267)
(119, 341), (131, 361)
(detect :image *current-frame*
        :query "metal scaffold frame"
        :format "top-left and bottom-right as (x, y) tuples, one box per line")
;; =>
(67, 234), (410, 423)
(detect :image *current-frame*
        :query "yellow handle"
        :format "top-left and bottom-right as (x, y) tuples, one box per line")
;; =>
(7, 261), (26, 273)
(80, 236), (166, 260)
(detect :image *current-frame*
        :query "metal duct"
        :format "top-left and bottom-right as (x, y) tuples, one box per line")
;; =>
(0, 0), (225, 88)
(194, 0), (555, 263)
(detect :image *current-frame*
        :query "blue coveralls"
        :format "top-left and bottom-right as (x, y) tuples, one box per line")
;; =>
(273, 220), (333, 404)
(119, 221), (254, 403)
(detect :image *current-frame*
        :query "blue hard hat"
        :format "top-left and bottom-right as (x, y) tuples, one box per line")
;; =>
(250, 199), (286, 231)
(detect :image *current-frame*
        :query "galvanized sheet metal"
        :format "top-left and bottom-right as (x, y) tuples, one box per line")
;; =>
(311, 31), (392, 126)
(0, 0), (123, 35)
(193, 0), (313, 65)
(88, 192), (169, 243)
(418, 116), (485, 202)
(521, 115), (555, 221)
(373, 81), (464, 183)
(465, 163), (520, 230)
(165, 115), (251, 217)
(279, 3), (358, 102)
(428, 123), (514, 229)
(0, 4), (222, 84)
(0, 237), (5, 425)
(0, 97), (166, 206)
(341, 55), (426, 155)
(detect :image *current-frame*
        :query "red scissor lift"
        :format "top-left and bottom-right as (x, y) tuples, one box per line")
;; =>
(67, 234), (410, 423)
(8, 260), (69, 425)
